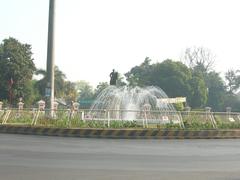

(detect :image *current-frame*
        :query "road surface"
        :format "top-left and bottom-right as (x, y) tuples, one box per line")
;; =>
(1, 134), (240, 180)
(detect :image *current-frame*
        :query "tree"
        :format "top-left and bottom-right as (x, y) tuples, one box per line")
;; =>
(54, 66), (67, 97)
(183, 47), (230, 111)
(205, 72), (226, 111)
(116, 73), (127, 87)
(34, 66), (77, 107)
(125, 57), (152, 87)
(0, 37), (36, 105)
(35, 66), (67, 99)
(75, 80), (94, 101)
(75, 80), (94, 108)
(62, 81), (78, 104)
(150, 60), (192, 98)
(184, 47), (215, 73)
(225, 70), (240, 94)
(188, 73), (207, 108)
(223, 94), (240, 112)
(34, 69), (47, 99)
(125, 58), (209, 109)
(22, 80), (41, 106)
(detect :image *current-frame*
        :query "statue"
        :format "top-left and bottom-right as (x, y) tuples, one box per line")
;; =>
(110, 69), (118, 85)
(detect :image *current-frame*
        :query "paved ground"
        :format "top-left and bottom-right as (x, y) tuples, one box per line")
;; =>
(1, 134), (240, 180)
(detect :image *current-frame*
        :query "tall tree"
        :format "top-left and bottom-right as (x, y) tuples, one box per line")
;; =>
(0, 37), (36, 105)
(184, 47), (215, 73)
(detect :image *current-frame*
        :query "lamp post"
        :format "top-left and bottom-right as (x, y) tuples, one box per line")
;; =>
(46, 0), (55, 117)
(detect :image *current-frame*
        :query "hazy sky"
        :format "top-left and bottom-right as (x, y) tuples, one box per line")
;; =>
(1, 0), (240, 87)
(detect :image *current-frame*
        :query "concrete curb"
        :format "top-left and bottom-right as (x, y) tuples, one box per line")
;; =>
(1, 125), (240, 139)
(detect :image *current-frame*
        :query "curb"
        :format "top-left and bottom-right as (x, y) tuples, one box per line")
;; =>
(1, 125), (240, 139)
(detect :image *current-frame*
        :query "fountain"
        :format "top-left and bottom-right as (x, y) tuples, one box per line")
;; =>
(88, 86), (181, 124)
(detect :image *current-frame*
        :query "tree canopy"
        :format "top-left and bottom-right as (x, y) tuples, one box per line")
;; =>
(125, 58), (208, 108)
(0, 37), (36, 105)
(0, 38), (239, 112)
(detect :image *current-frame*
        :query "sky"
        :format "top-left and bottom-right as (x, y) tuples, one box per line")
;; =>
(1, 0), (240, 87)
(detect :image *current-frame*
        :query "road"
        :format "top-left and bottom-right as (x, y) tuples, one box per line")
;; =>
(0, 134), (240, 180)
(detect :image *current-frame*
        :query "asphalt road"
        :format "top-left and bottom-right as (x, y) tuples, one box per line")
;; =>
(1, 134), (240, 180)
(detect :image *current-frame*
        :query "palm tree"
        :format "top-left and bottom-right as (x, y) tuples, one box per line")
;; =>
(34, 66), (67, 98)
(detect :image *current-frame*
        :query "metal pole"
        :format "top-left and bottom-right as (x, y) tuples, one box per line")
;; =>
(46, 0), (55, 118)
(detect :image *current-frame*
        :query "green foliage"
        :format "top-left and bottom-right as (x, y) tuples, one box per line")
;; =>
(151, 60), (192, 98)
(116, 73), (127, 87)
(0, 37), (36, 105)
(174, 103), (184, 111)
(183, 120), (214, 130)
(75, 80), (94, 101)
(54, 66), (67, 97)
(125, 57), (152, 87)
(35, 66), (70, 99)
(188, 73), (207, 108)
(126, 58), (210, 108)
(110, 120), (139, 128)
(225, 70), (240, 94)
(75, 80), (94, 108)
(205, 72), (226, 111)
(22, 80), (41, 106)
(62, 81), (78, 103)
(3, 109), (240, 130)
(216, 122), (240, 129)
(36, 119), (139, 129)
(222, 94), (240, 112)
(1, 37), (239, 112)
(157, 123), (182, 129)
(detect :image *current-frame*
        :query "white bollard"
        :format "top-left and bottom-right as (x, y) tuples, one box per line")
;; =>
(107, 111), (110, 128)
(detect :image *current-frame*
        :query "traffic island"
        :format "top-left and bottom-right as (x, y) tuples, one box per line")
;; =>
(1, 125), (240, 139)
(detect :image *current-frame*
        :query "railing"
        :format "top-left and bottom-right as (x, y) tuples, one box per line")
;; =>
(0, 108), (240, 129)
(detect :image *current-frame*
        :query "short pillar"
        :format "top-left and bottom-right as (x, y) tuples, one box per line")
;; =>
(205, 107), (211, 113)
(0, 101), (3, 110)
(53, 101), (59, 111)
(205, 107), (211, 121)
(143, 104), (151, 111)
(226, 106), (232, 120)
(72, 102), (79, 111)
(185, 106), (191, 116)
(226, 107), (231, 113)
(185, 106), (191, 112)
(38, 100), (46, 111)
(18, 98), (24, 110)
(69, 102), (79, 119)
(143, 104), (151, 128)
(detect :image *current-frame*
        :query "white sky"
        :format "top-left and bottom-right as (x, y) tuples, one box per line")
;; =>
(1, 0), (240, 87)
